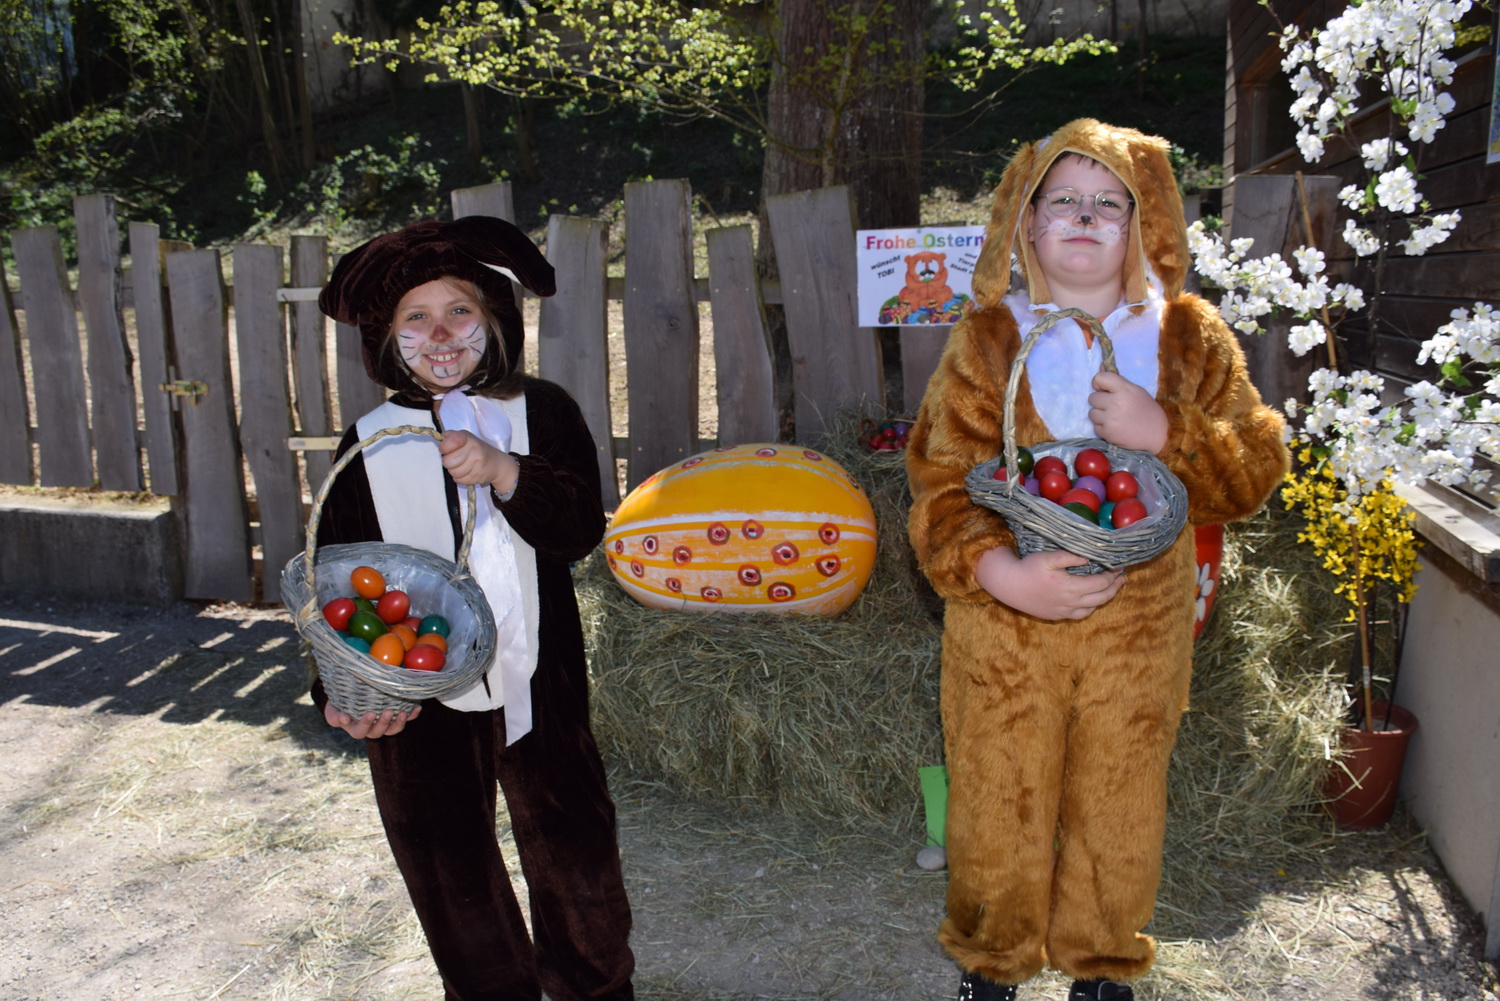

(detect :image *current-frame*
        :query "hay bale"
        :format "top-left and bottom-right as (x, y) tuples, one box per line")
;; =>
(580, 420), (941, 823)
(581, 415), (1349, 858)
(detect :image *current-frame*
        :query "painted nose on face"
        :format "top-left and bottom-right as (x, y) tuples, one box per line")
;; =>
(428, 322), (454, 342)
(1078, 212), (1095, 226)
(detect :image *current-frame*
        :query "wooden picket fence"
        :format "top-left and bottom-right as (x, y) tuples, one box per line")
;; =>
(1, 180), (940, 604)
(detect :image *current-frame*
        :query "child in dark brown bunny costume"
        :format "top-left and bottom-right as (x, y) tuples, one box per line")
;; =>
(907, 120), (1289, 1001)
(314, 217), (634, 1001)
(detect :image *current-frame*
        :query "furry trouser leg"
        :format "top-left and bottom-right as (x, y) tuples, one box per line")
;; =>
(367, 698), (635, 1001)
(937, 535), (1195, 985)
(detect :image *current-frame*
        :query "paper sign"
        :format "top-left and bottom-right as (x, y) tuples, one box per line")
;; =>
(1489, 50), (1500, 165)
(856, 226), (986, 326)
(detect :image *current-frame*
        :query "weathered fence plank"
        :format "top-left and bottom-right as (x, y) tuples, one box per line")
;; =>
(11, 226), (92, 487)
(74, 194), (143, 491)
(706, 225), (777, 445)
(1226, 173), (1340, 408)
(233, 242), (304, 595)
(765, 186), (883, 439)
(623, 178), (699, 488)
(451, 181), (514, 224)
(0, 253), (31, 484)
(128, 223), (183, 495)
(286, 235), (334, 486)
(452, 181), (527, 373)
(900, 328), (947, 414)
(289, 235), (333, 487)
(540, 214), (617, 507)
(166, 248), (254, 601)
(335, 317), (385, 426)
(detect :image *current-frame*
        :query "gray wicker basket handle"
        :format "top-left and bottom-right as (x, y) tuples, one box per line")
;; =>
(1000, 308), (1118, 494)
(300, 424), (480, 601)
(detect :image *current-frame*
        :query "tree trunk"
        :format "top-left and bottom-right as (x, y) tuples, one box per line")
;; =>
(512, 95), (540, 184)
(233, 0), (291, 185)
(759, 0), (924, 239)
(463, 82), (484, 170)
(756, 0), (925, 430)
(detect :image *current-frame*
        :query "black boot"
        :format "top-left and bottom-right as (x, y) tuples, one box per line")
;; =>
(959, 970), (1019, 1001)
(1069, 979), (1134, 1000)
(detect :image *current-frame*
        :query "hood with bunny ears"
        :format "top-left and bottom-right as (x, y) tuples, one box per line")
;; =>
(319, 215), (556, 396)
(970, 118), (1190, 311)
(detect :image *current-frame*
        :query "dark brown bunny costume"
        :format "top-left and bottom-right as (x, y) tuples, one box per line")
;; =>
(314, 218), (634, 1001)
(907, 120), (1288, 987)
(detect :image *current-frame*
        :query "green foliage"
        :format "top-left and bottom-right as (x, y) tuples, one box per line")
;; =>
(241, 134), (449, 234)
(338, 0), (1113, 154)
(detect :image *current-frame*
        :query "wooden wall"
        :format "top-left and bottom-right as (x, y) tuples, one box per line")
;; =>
(1223, 1), (1499, 393)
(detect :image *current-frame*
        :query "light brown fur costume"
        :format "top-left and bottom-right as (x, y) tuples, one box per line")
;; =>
(906, 119), (1289, 985)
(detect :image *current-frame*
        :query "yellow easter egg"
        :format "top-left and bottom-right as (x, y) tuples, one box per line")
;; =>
(603, 444), (877, 615)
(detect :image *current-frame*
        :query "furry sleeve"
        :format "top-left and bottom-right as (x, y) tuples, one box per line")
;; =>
(1156, 294), (1290, 525)
(906, 308), (1051, 603)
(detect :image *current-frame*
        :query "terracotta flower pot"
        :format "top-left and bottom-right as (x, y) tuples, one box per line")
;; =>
(1324, 701), (1418, 830)
(1192, 524), (1224, 643)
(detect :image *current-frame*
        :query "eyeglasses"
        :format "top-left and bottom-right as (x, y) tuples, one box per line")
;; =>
(1033, 187), (1134, 221)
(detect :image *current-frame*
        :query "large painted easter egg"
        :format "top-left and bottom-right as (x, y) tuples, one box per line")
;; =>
(604, 444), (877, 615)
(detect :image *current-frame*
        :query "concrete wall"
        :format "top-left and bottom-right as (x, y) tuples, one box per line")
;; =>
(0, 498), (183, 607)
(1399, 546), (1500, 959)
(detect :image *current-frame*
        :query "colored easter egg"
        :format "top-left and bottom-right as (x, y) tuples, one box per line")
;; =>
(603, 443), (878, 615)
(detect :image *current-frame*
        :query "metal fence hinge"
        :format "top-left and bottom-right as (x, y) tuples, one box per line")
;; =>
(161, 379), (210, 405)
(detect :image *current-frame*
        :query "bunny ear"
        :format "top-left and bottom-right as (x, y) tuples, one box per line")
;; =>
(1129, 137), (1190, 299)
(447, 215), (557, 298)
(971, 141), (1040, 307)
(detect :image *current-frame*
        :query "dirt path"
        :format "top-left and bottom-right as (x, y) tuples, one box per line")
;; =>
(1, 595), (1495, 1001)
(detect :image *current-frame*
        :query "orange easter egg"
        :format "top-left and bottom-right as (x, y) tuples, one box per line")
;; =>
(603, 444), (877, 615)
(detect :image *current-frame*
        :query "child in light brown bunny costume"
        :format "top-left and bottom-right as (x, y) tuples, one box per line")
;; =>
(906, 119), (1289, 1001)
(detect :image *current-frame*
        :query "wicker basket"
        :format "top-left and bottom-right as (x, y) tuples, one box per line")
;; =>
(965, 308), (1188, 575)
(280, 425), (498, 716)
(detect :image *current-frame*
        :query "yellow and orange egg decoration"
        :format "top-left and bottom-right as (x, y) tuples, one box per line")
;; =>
(603, 444), (877, 615)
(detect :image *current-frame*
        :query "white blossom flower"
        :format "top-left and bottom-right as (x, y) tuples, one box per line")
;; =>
(1400, 212), (1460, 255)
(1342, 219), (1382, 256)
(1339, 184), (1369, 211)
(1296, 131), (1326, 162)
(1289, 321), (1328, 356)
(1293, 246), (1327, 277)
(1374, 166), (1419, 214)
(1332, 283), (1365, 311)
(1360, 138), (1407, 169)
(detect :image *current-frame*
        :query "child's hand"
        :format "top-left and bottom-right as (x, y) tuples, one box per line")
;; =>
(1088, 371), (1168, 453)
(439, 429), (520, 495)
(324, 700), (420, 739)
(975, 545), (1124, 620)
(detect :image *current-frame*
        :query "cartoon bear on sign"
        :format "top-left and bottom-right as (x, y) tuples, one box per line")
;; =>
(900, 251), (955, 310)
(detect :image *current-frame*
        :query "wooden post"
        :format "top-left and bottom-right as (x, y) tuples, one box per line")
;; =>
(451, 181), (514, 223)
(128, 223), (185, 496)
(765, 186), (883, 440)
(706, 225), (777, 445)
(11, 225), (92, 487)
(1225, 173), (1341, 409)
(451, 181), (527, 373)
(0, 252), (31, 484)
(74, 194), (143, 491)
(166, 248), (255, 602)
(289, 234), (334, 487)
(540, 214), (617, 507)
(233, 242), (305, 597)
(622, 179), (699, 489)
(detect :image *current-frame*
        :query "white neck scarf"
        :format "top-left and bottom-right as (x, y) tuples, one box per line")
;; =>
(357, 390), (539, 743)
